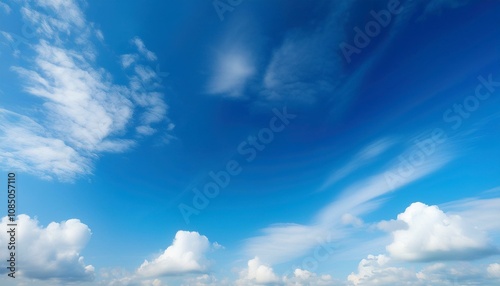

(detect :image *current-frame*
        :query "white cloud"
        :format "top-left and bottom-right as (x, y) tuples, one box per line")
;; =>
(181, 274), (227, 286)
(244, 223), (325, 265)
(416, 262), (492, 285)
(95, 29), (104, 41)
(386, 202), (497, 262)
(130, 90), (168, 132)
(121, 40), (170, 136)
(283, 269), (337, 286)
(341, 213), (363, 227)
(132, 37), (157, 61)
(236, 257), (280, 285)
(36, 0), (85, 27)
(20, 0), (85, 40)
(134, 65), (158, 83)
(376, 218), (407, 233)
(1, 31), (13, 42)
(137, 231), (211, 277)
(207, 50), (254, 97)
(136, 125), (156, 136)
(167, 123), (175, 131)
(121, 54), (137, 68)
(0, 109), (91, 181)
(487, 263), (500, 278)
(441, 197), (500, 232)
(347, 254), (500, 286)
(212, 242), (224, 250)
(347, 254), (419, 286)
(0, 214), (94, 281)
(319, 138), (395, 191)
(97, 267), (166, 286)
(1, 1), (172, 181)
(13, 41), (134, 151)
(245, 139), (451, 264)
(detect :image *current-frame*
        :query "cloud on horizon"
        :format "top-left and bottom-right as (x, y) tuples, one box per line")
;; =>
(244, 135), (452, 265)
(137, 231), (213, 277)
(0, 214), (94, 282)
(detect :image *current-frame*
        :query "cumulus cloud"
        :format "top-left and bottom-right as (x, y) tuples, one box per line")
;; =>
(415, 262), (500, 285)
(236, 257), (280, 285)
(347, 254), (500, 286)
(347, 254), (418, 286)
(97, 267), (167, 286)
(137, 231), (211, 277)
(245, 138), (451, 264)
(283, 269), (336, 286)
(0, 214), (94, 281)
(180, 274), (227, 286)
(386, 202), (497, 262)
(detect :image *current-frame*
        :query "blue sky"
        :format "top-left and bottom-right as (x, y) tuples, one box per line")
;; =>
(1, 0), (500, 285)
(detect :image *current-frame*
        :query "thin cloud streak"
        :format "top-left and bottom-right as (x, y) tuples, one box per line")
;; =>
(244, 140), (452, 264)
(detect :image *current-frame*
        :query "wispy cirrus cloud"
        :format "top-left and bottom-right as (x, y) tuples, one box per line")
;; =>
(209, 0), (474, 110)
(121, 39), (172, 137)
(244, 136), (452, 264)
(12, 40), (135, 152)
(441, 195), (500, 232)
(0, 1), (10, 14)
(319, 138), (395, 192)
(0, 0), (172, 181)
(206, 49), (255, 98)
(0, 109), (91, 180)
(131, 36), (157, 61)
